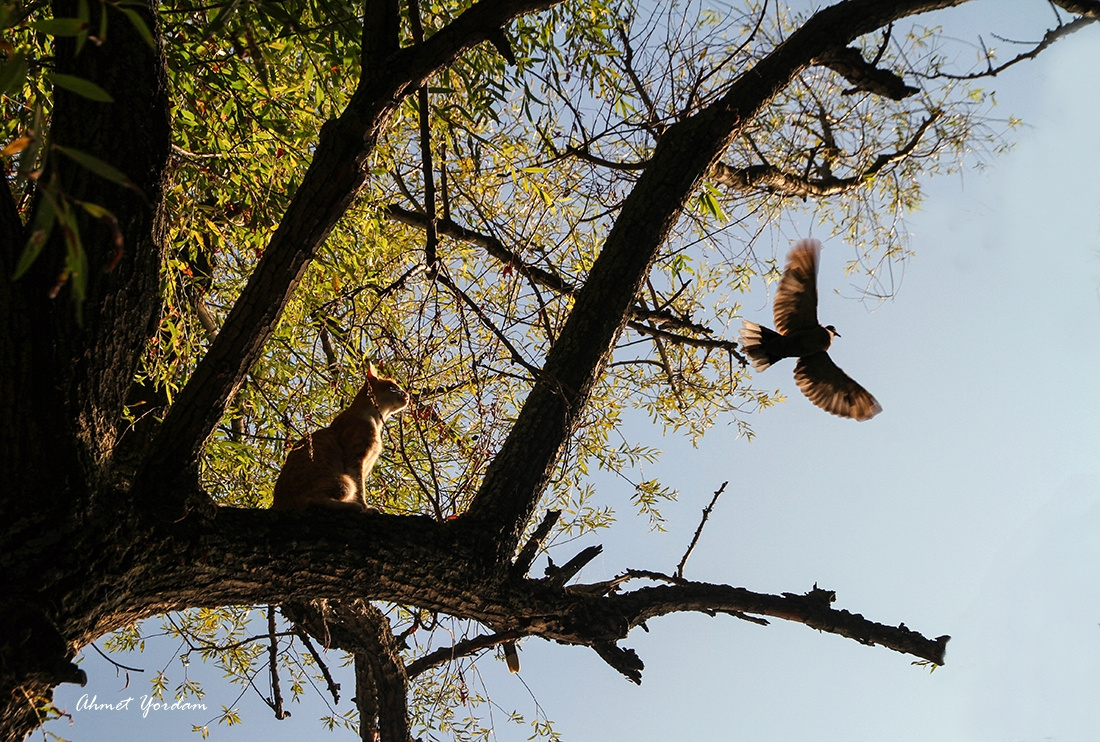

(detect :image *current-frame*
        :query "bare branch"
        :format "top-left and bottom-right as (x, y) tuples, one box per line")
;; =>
(88, 643), (145, 675)
(434, 270), (541, 377)
(405, 629), (524, 678)
(384, 203), (714, 335)
(563, 143), (649, 171)
(922, 14), (1097, 81)
(290, 623), (341, 704)
(266, 606), (289, 720)
(628, 321), (749, 364)
(610, 582), (949, 666)
(544, 545), (604, 588)
(676, 481), (728, 579)
(384, 203), (576, 294)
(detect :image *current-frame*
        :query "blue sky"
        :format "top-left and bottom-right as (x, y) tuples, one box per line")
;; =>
(51, 3), (1100, 741)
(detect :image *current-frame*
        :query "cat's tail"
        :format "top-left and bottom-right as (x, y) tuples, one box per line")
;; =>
(739, 320), (784, 372)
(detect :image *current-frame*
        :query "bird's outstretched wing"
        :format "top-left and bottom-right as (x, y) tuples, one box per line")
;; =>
(773, 238), (821, 334)
(794, 352), (881, 421)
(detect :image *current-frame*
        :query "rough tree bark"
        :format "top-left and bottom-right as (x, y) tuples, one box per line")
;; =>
(3, 1), (1092, 740)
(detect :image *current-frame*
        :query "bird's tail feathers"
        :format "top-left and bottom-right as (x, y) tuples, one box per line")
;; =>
(739, 320), (783, 371)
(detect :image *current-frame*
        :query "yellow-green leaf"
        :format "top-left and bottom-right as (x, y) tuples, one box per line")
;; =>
(13, 194), (58, 280)
(119, 7), (155, 47)
(0, 50), (28, 96)
(30, 18), (88, 36)
(1, 135), (32, 158)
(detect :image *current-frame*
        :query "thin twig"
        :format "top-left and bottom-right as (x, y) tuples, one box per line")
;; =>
(676, 481), (728, 579)
(921, 15), (1096, 81)
(90, 642), (145, 674)
(292, 624), (341, 705)
(435, 270), (541, 377)
(405, 629), (524, 678)
(267, 605), (288, 719)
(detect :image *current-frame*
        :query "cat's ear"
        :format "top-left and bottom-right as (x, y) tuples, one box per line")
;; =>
(367, 362), (377, 379)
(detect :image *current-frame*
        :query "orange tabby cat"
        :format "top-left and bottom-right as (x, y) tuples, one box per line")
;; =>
(271, 364), (409, 512)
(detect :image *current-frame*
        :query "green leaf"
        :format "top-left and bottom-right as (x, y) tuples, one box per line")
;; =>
(0, 50), (28, 97)
(119, 7), (155, 47)
(60, 210), (88, 308)
(13, 197), (57, 280)
(79, 201), (111, 219)
(699, 184), (728, 223)
(76, 0), (89, 53)
(201, 0), (243, 41)
(30, 18), (88, 36)
(54, 145), (136, 190)
(50, 73), (114, 102)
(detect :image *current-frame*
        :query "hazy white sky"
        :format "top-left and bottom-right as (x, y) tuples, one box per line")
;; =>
(51, 3), (1100, 741)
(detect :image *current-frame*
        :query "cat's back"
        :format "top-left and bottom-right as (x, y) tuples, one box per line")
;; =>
(271, 427), (342, 509)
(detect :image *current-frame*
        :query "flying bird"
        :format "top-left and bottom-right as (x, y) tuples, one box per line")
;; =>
(739, 239), (882, 421)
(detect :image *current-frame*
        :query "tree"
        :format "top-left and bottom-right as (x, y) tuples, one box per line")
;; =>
(1, 1), (1095, 740)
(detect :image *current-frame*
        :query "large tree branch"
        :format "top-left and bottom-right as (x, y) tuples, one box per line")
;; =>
(461, 0), (966, 557)
(135, 0), (569, 516)
(69, 508), (948, 686)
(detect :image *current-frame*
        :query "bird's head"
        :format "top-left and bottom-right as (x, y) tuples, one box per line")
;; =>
(825, 325), (841, 338)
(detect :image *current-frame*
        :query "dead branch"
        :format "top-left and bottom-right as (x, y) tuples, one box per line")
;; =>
(922, 14), (1096, 80)
(676, 481), (728, 579)
(404, 629), (524, 678)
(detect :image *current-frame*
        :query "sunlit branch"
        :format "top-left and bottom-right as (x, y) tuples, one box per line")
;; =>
(713, 112), (940, 198)
(627, 321), (748, 364)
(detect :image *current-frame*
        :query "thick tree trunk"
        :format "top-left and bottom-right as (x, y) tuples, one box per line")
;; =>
(1, 2), (170, 737)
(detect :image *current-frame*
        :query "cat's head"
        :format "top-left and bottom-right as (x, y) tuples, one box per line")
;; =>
(367, 363), (410, 419)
